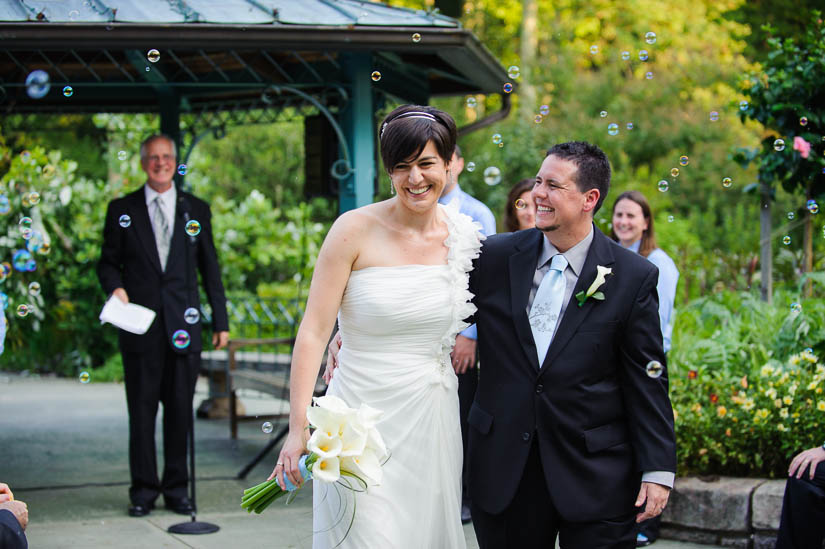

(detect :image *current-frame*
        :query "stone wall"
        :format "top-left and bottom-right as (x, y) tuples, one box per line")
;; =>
(661, 476), (824, 548)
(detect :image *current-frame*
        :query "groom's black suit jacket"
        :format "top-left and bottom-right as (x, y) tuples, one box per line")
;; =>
(97, 186), (228, 353)
(468, 226), (676, 522)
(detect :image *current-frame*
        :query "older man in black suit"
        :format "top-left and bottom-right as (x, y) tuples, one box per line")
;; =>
(97, 134), (229, 518)
(468, 142), (676, 548)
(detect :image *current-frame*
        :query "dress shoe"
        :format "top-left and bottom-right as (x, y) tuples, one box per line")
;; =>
(165, 496), (194, 515)
(128, 502), (153, 517)
(461, 503), (472, 524)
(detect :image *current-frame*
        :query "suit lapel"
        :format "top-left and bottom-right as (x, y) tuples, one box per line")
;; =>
(541, 227), (616, 371)
(509, 229), (543, 371)
(126, 188), (163, 273)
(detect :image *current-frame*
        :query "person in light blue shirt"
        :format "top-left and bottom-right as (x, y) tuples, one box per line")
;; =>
(611, 190), (679, 547)
(437, 144), (496, 524)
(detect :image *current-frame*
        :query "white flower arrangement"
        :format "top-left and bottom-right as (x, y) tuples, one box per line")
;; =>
(575, 265), (612, 307)
(241, 395), (388, 514)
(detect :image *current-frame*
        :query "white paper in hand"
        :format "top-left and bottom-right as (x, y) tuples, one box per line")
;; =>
(99, 295), (156, 335)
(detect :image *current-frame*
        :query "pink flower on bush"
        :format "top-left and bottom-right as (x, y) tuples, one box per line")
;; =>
(793, 136), (811, 159)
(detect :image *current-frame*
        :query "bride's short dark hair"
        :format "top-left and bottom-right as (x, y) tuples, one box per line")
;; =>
(379, 105), (457, 173)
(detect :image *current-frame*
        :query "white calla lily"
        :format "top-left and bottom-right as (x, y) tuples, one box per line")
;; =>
(339, 421), (368, 457)
(313, 395), (354, 415)
(356, 403), (383, 428)
(365, 427), (388, 461)
(586, 265), (612, 297)
(341, 449), (383, 485)
(307, 429), (343, 458)
(312, 456), (341, 483)
(306, 405), (347, 438)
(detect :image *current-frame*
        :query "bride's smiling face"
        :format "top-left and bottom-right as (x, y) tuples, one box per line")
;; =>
(389, 140), (450, 211)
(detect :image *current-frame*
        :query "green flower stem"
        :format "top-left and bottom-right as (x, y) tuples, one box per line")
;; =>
(242, 479), (273, 500)
(253, 489), (287, 514)
(241, 481), (279, 509)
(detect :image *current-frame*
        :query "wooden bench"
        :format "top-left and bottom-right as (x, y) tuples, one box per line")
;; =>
(226, 337), (326, 439)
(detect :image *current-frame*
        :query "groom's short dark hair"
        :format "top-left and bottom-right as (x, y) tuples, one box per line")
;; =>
(546, 141), (611, 214)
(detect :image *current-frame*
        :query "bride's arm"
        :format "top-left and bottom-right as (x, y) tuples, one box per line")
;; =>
(270, 212), (364, 489)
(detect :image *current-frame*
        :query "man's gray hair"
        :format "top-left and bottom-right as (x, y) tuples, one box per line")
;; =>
(139, 134), (177, 160)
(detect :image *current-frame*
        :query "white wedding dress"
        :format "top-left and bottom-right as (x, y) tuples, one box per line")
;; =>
(312, 203), (483, 549)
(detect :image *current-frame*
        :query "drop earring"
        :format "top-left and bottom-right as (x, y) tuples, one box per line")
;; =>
(390, 178), (395, 195)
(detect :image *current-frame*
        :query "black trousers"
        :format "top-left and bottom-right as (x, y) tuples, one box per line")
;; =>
(458, 365), (479, 505)
(122, 332), (198, 506)
(775, 460), (825, 549)
(472, 442), (636, 549)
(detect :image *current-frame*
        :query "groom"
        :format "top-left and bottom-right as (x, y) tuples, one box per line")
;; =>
(468, 141), (676, 548)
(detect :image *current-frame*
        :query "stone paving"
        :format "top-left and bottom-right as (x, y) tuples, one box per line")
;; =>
(0, 373), (723, 548)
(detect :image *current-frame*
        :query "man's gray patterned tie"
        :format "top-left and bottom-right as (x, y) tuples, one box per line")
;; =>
(152, 195), (171, 271)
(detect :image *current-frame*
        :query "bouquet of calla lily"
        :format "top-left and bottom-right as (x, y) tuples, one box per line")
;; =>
(241, 395), (388, 516)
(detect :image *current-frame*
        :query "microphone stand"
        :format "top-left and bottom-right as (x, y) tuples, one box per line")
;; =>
(168, 201), (219, 535)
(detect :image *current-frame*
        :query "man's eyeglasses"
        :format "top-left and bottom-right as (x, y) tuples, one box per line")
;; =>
(146, 154), (175, 163)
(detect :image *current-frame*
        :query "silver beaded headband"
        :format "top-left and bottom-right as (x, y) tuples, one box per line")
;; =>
(380, 111), (438, 138)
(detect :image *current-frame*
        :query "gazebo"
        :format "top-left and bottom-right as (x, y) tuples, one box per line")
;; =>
(0, 0), (511, 212)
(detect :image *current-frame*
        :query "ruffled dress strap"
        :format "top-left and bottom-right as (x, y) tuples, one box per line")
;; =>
(436, 201), (485, 369)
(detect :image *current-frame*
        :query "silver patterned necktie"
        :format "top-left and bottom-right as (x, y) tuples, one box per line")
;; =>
(529, 254), (568, 366)
(151, 195), (171, 271)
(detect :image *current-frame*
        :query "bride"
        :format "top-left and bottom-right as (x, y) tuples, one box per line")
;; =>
(269, 104), (483, 547)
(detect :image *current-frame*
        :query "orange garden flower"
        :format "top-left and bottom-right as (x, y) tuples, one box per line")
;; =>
(710, 394), (719, 403)
(688, 370), (697, 379)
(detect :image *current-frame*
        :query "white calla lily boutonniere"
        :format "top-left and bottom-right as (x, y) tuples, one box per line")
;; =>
(575, 265), (612, 307)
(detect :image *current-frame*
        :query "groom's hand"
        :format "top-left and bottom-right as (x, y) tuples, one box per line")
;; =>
(452, 335), (477, 374)
(635, 482), (671, 522)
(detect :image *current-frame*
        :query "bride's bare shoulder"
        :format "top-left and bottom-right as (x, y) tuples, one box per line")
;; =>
(326, 202), (388, 242)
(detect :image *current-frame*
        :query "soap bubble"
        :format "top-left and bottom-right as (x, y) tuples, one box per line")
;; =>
(20, 150), (31, 164)
(722, 177), (732, 188)
(119, 215), (131, 228)
(0, 292), (7, 310)
(0, 195), (9, 215)
(645, 31), (657, 45)
(788, 211), (795, 220)
(667, 215), (674, 223)
(709, 111), (719, 122)
(783, 235), (791, 245)
(507, 66), (520, 79)
(658, 180), (669, 192)
(25, 70), (50, 99)
(791, 302), (802, 313)
(16, 304), (30, 317)
(774, 139), (785, 151)
(62, 86), (73, 97)
(147, 49), (160, 63)
(27, 281), (40, 296)
(466, 162), (476, 172)
(411, 33), (421, 43)
(12, 250), (32, 272)
(79, 371), (91, 384)
(262, 422), (274, 434)
(19, 217), (32, 229)
(492, 133), (502, 145)
(590, 45), (599, 55)
(185, 220), (201, 236)
(502, 82), (513, 94)
(515, 198), (527, 210)
(679, 156), (689, 166)
(646, 360), (663, 378)
(621, 51), (630, 61)
(808, 200), (819, 214)
(539, 105), (549, 116)
(117, 150), (128, 161)
(607, 123), (619, 136)
(670, 168), (680, 177)
(483, 166), (501, 186)
(645, 71), (654, 80)
(28, 192), (40, 205)
(177, 164), (187, 176)
(800, 116), (808, 126)
(639, 50), (649, 61)
(534, 115), (543, 123)
(172, 330), (191, 349)
(739, 100), (749, 111)
(626, 122), (634, 130)
(600, 110), (608, 118)
(371, 71), (381, 82)
(184, 307), (200, 324)
(465, 97), (477, 108)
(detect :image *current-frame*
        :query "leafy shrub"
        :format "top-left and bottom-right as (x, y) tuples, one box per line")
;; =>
(670, 288), (825, 477)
